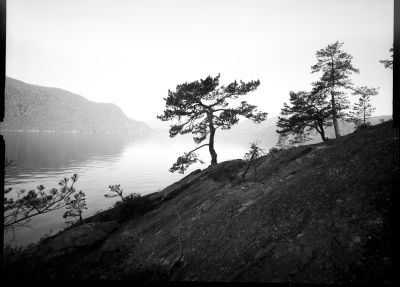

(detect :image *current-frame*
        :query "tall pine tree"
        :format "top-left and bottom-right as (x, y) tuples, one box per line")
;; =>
(311, 41), (359, 138)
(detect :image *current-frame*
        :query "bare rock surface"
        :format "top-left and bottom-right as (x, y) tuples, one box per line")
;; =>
(5, 121), (397, 282)
(45, 220), (119, 253)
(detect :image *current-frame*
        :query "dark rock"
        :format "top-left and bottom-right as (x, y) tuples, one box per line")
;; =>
(161, 169), (202, 200)
(45, 220), (119, 254)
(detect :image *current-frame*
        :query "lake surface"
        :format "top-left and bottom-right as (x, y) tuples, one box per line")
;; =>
(2, 130), (252, 247)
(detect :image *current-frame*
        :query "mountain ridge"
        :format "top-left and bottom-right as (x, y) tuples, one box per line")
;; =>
(1, 77), (151, 134)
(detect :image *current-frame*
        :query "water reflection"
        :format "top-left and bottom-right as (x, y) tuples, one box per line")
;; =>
(3, 132), (136, 183)
(2, 131), (252, 246)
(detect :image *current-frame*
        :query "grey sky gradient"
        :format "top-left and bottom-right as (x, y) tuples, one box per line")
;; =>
(6, 0), (393, 127)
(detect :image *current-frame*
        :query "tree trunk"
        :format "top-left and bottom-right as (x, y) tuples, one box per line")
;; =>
(209, 128), (218, 165)
(315, 120), (327, 142)
(363, 106), (366, 124)
(318, 121), (327, 142)
(320, 127), (327, 142)
(331, 90), (341, 138)
(207, 112), (218, 165)
(242, 152), (255, 182)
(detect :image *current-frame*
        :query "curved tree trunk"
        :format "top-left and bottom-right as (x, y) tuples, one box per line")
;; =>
(207, 112), (218, 165)
(315, 120), (327, 142)
(320, 129), (327, 142)
(319, 122), (327, 142)
(209, 127), (218, 165)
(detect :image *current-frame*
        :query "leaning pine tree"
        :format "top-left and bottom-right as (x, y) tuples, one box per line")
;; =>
(157, 74), (268, 173)
(311, 41), (359, 138)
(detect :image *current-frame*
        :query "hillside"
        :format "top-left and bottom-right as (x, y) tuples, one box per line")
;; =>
(217, 115), (393, 148)
(3, 120), (398, 283)
(0, 77), (151, 134)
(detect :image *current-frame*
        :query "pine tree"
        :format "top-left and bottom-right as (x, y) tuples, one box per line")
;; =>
(157, 74), (268, 173)
(243, 141), (266, 182)
(348, 86), (378, 127)
(63, 190), (87, 225)
(311, 41), (359, 138)
(276, 82), (332, 143)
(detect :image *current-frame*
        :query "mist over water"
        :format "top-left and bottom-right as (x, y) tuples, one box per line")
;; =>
(3, 131), (252, 246)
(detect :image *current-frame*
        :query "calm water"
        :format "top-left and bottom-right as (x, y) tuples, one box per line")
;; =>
(3, 131), (251, 247)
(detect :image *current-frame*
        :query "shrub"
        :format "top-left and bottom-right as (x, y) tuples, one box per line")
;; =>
(104, 186), (154, 222)
(355, 122), (372, 132)
(268, 147), (283, 155)
(63, 190), (87, 226)
(243, 141), (266, 182)
(4, 173), (82, 233)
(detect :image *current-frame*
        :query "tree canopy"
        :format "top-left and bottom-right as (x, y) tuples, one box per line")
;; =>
(157, 74), (268, 173)
(4, 173), (81, 232)
(311, 41), (359, 138)
(348, 86), (378, 126)
(276, 82), (333, 143)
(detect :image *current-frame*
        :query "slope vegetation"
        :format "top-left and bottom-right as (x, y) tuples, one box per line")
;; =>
(4, 120), (398, 283)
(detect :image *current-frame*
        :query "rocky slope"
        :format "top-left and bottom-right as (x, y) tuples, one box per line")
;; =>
(3, 120), (398, 283)
(217, 115), (393, 148)
(1, 77), (150, 134)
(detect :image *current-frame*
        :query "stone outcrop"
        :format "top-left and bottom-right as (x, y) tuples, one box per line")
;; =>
(40, 220), (119, 259)
(4, 121), (396, 283)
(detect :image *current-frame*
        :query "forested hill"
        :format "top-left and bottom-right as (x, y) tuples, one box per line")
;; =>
(0, 77), (151, 134)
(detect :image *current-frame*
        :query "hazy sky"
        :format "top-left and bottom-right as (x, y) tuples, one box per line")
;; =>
(6, 0), (393, 128)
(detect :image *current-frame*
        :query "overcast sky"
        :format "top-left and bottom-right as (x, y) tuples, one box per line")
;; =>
(6, 0), (393, 128)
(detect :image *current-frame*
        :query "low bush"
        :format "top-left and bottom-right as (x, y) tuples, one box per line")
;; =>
(102, 193), (155, 223)
(355, 122), (372, 132)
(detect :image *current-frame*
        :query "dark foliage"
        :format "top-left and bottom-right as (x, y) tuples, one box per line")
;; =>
(108, 193), (154, 222)
(379, 47), (393, 70)
(243, 141), (266, 181)
(63, 190), (87, 225)
(347, 86), (378, 127)
(354, 122), (372, 132)
(311, 41), (359, 138)
(157, 74), (267, 173)
(4, 173), (81, 232)
(105, 184), (125, 202)
(276, 84), (333, 144)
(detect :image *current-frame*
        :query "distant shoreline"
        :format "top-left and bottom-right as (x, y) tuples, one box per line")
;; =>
(0, 129), (154, 135)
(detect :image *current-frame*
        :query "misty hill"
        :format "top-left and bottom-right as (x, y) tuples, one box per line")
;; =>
(1, 77), (151, 134)
(7, 120), (397, 282)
